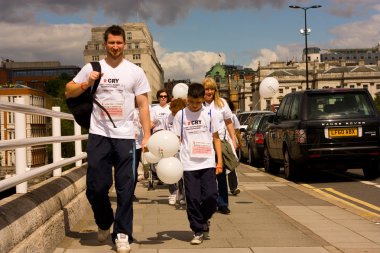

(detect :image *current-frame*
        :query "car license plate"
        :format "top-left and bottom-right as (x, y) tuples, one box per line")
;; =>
(328, 127), (358, 138)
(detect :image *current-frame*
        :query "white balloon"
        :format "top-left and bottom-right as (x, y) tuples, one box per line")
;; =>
(172, 83), (188, 99)
(156, 157), (184, 184)
(144, 152), (161, 164)
(147, 130), (180, 158)
(259, 77), (279, 98)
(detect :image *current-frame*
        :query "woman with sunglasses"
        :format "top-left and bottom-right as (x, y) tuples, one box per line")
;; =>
(150, 89), (171, 133)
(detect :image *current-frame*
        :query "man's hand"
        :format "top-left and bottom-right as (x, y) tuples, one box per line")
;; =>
(88, 71), (101, 87)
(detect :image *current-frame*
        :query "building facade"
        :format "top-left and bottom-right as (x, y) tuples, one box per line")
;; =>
(320, 42), (380, 66)
(0, 60), (79, 178)
(205, 63), (255, 112)
(83, 23), (164, 103)
(0, 60), (80, 91)
(0, 85), (53, 178)
(252, 60), (380, 111)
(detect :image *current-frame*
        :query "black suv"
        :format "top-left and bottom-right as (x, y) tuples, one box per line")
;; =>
(264, 88), (380, 180)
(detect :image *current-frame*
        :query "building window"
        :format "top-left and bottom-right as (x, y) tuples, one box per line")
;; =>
(127, 43), (132, 49)
(363, 84), (368, 89)
(350, 85), (355, 88)
(291, 88), (296, 93)
(95, 44), (99, 50)
(265, 99), (271, 110)
(127, 32), (132, 40)
(135, 43), (139, 49)
(376, 84), (380, 89)
(135, 63), (141, 67)
(279, 88), (283, 94)
(133, 54), (141, 60)
(92, 55), (99, 61)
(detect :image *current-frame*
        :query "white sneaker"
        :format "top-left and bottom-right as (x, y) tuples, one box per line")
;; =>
(115, 233), (130, 253)
(168, 193), (176, 205)
(97, 227), (110, 242)
(190, 233), (204, 245)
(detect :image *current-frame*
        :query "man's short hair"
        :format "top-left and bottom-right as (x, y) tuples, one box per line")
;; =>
(104, 25), (126, 42)
(188, 83), (205, 99)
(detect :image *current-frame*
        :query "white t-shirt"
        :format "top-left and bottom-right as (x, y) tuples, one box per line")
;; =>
(73, 59), (151, 139)
(164, 113), (175, 132)
(232, 114), (241, 130)
(150, 104), (171, 133)
(133, 108), (143, 149)
(172, 107), (223, 171)
(204, 99), (233, 140)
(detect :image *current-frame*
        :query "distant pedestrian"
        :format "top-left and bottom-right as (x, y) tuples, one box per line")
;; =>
(150, 89), (171, 133)
(172, 83), (223, 245)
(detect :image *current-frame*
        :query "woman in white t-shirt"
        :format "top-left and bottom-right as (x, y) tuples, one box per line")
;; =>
(150, 89), (171, 133)
(202, 77), (237, 215)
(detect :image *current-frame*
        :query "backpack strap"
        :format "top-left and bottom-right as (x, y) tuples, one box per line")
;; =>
(89, 61), (117, 128)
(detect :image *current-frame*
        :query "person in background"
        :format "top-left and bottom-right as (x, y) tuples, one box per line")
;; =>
(172, 83), (223, 245)
(149, 89), (171, 188)
(150, 89), (171, 133)
(65, 25), (151, 253)
(224, 97), (242, 196)
(164, 98), (187, 205)
(202, 77), (237, 215)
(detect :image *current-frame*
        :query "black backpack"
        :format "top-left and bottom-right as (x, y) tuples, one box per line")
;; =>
(66, 62), (116, 129)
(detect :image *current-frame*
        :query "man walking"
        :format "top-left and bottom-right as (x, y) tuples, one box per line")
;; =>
(65, 25), (151, 253)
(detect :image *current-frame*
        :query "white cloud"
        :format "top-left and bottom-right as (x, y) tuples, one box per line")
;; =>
(0, 22), (90, 66)
(247, 45), (295, 70)
(156, 42), (225, 82)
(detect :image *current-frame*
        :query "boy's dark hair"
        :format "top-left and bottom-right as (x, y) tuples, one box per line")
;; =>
(156, 88), (170, 100)
(104, 25), (126, 42)
(188, 83), (205, 99)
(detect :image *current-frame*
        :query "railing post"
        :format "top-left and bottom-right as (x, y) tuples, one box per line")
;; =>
(74, 123), (82, 167)
(52, 107), (62, 176)
(14, 97), (27, 193)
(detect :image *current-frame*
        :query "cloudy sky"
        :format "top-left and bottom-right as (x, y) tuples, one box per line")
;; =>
(0, 0), (379, 82)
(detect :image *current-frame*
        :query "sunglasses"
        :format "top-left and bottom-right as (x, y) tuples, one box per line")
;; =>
(159, 95), (168, 98)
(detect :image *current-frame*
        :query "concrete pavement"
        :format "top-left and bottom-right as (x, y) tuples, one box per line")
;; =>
(54, 164), (380, 253)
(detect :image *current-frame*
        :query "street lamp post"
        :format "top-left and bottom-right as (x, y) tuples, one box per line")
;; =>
(289, 4), (321, 90)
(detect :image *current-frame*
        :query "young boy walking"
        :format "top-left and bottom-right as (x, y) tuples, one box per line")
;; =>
(172, 83), (223, 245)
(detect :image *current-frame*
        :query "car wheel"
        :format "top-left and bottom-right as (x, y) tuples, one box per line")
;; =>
(362, 161), (380, 180)
(284, 149), (298, 181)
(263, 146), (280, 174)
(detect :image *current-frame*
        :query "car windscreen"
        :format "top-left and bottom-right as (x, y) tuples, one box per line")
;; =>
(307, 92), (376, 119)
(238, 113), (252, 125)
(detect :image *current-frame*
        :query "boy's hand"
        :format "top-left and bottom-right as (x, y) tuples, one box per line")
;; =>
(216, 165), (223, 175)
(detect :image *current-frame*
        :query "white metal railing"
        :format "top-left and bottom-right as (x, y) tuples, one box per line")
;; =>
(0, 100), (87, 193)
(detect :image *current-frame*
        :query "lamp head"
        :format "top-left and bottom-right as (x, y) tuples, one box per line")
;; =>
(289, 5), (301, 9)
(311, 5), (322, 8)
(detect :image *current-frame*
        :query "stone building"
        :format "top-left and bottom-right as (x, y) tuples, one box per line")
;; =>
(252, 60), (380, 111)
(0, 60), (79, 178)
(205, 63), (255, 112)
(83, 23), (164, 102)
